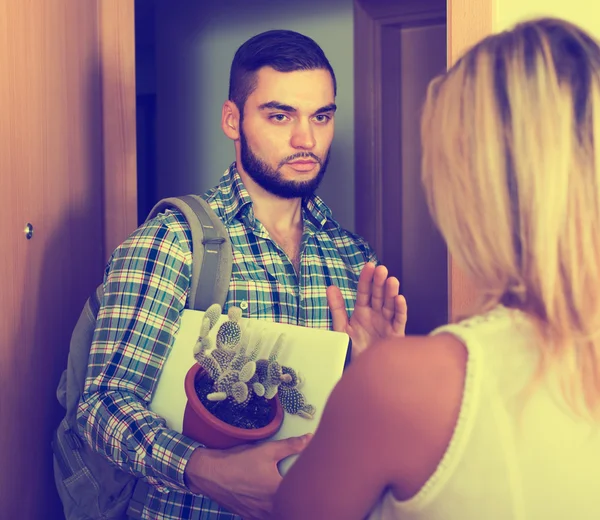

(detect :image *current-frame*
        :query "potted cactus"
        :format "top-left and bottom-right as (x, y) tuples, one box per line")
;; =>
(182, 303), (315, 449)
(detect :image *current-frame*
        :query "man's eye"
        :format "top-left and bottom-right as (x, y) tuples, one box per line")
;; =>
(314, 114), (331, 123)
(270, 114), (288, 122)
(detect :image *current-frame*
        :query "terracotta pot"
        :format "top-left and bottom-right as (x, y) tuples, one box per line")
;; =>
(182, 364), (284, 449)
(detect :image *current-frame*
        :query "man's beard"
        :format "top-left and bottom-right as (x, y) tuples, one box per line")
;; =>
(239, 126), (330, 199)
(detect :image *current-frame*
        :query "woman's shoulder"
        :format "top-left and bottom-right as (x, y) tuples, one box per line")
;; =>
(350, 334), (467, 430)
(352, 334), (467, 394)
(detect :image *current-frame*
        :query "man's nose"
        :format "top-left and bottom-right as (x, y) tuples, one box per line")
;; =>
(290, 122), (316, 150)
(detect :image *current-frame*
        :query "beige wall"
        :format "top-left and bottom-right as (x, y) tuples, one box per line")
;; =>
(495, 0), (599, 34)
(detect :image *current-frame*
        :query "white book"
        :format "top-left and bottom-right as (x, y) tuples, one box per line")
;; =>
(149, 309), (351, 475)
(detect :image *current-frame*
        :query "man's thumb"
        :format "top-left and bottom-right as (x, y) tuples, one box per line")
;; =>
(270, 434), (313, 462)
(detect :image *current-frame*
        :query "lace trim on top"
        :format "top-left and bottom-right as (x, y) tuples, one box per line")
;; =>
(388, 305), (515, 511)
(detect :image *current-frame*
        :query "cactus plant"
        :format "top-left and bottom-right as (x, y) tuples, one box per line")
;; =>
(191, 304), (315, 428)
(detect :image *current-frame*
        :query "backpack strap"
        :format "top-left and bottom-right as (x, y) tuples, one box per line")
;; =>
(127, 481), (149, 519)
(144, 195), (233, 310)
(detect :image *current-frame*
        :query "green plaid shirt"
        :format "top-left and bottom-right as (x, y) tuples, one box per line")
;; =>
(77, 164), (377, 519)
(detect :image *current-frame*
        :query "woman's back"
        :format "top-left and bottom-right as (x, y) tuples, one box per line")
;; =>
(370, 306), (600, 520)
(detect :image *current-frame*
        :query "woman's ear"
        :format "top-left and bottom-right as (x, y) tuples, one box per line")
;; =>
(222, 100), (241, 140)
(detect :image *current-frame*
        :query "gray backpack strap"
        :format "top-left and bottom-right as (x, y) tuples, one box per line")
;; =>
(54, 195), (232, 520)
(145, 195), (232, 310)
(126, 481), (150, 519)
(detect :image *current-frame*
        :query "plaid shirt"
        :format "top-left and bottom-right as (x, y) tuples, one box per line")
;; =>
(77, 164), (377, 519)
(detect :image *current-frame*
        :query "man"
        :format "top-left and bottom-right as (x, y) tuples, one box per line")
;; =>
(77, 30), (407, 520)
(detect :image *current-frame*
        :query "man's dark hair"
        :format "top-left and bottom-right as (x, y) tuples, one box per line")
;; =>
(229, 30), (337, 116)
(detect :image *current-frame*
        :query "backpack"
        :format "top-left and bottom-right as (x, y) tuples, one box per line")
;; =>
(51, 195), (233, 520)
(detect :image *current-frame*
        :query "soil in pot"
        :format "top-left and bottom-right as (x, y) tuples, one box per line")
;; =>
(194, 372), (274, 429)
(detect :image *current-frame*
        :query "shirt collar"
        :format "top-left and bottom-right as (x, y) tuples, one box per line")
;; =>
(303, 193), (336, 233)
(214, 162), (338, 232)
(214, 163), (253, 225)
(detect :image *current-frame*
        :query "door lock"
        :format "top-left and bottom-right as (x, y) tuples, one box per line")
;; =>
(24, 223), (34, 240)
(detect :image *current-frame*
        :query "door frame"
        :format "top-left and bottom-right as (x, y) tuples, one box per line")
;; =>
(446, 0), (494, 320)
(354, 0), (446, 260)
(100, 0), (138, 258)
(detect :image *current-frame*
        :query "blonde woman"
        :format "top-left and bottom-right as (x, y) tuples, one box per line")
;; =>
(273, 17), (600, 520)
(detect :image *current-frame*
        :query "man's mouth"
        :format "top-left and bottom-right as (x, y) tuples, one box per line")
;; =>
(286, 160), (318, 172)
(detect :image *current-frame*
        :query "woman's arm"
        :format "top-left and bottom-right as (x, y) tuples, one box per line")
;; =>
(272, 334), (467, 519)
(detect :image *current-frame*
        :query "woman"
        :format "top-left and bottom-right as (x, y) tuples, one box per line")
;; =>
(272, 17), (600, 520)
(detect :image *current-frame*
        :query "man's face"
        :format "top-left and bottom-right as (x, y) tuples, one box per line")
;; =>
(238, 67), (336, 199)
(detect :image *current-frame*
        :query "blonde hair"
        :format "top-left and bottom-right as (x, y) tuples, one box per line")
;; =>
(421, 18), (600, 419)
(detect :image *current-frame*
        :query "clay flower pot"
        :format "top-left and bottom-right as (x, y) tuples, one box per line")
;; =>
(182, 364), (284, 449)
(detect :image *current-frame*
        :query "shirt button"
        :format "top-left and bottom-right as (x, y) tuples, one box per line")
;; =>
(239, 300), (248, 310)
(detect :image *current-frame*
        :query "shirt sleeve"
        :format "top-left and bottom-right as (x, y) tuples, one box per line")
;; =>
(367, 244), (378, 265)
(353, 231), (379, 265)
(76, 214), (202, 494)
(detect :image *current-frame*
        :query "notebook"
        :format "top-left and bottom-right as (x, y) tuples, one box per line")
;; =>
(149, 309), (351, 475)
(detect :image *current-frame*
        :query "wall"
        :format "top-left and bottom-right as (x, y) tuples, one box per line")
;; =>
(495, 0), (597, 34)
(152, 0), (356, 231)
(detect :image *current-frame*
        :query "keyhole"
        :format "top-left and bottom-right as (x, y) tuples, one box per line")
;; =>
(24, 223), (34, 240)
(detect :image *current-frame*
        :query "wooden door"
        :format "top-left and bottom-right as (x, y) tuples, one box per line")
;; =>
(354, 0), (493, 328)
(0, 1), (137, 518)
(354, 0), (448, 335)
(446, 0), (493, 320)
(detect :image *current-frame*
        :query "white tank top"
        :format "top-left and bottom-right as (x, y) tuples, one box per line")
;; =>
(368, 305), (600, 520)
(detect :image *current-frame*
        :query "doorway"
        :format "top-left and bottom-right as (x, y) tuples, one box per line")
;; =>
(134, 0), (449, 334)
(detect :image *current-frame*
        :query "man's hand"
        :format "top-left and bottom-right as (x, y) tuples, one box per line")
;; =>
(327, 262), (407, 359)
(184, 434), (312, 520)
